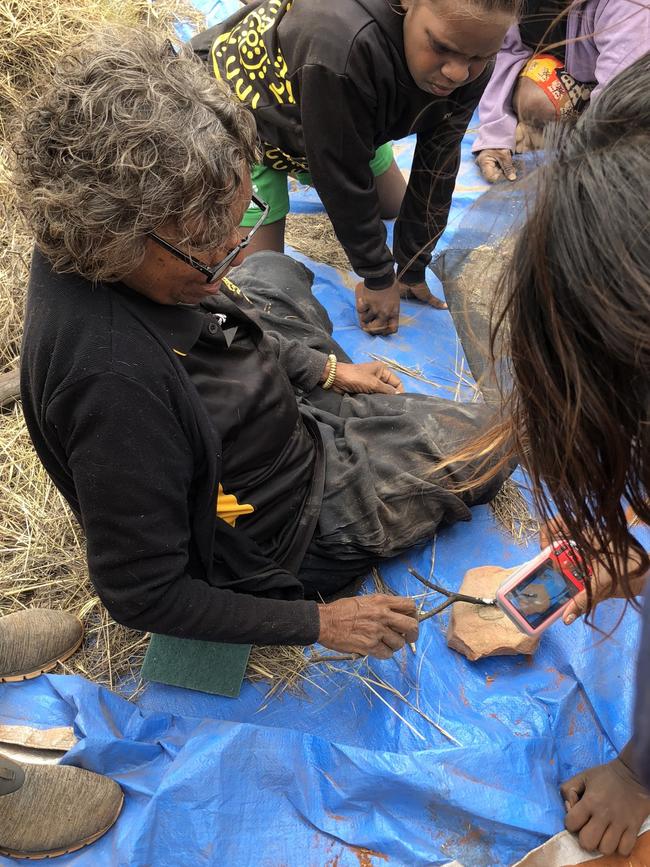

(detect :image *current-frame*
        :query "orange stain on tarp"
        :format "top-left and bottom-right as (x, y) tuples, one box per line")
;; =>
(456, 826), (485, 847)
(349, 846), (389, 866)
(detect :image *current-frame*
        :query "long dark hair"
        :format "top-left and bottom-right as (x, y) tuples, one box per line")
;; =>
(451, 51), (650, 605)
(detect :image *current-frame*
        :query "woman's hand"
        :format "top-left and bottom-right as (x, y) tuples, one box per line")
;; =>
(539, 517), (648, 624)
(475, 148), (517, 183)
(562, 752), (650, 857)
(330, 361), (404, 395)
(317, 594), (419, 659)
(397, 279), (447, 309)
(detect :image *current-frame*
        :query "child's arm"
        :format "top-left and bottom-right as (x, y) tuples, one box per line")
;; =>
(590, 0), (650, 100)
(297, 64), (395, 291)
(471, 25), (532, 156)
(393, 71), (491, 290)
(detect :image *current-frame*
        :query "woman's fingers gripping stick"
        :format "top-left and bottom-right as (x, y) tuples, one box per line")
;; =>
(384, 611), (419, 644)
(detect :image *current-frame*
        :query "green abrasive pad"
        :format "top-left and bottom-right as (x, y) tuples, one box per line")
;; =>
(141, 634), (252, 698)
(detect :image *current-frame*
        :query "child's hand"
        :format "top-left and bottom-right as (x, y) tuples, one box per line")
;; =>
(397, 279), (447, 309)
(562, 754), (650, 857)
(476, 148), (517, 183)
(514, 121), (545, 154)
(355, 281), (400, 335)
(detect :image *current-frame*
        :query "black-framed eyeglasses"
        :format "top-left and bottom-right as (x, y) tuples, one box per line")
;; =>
(148, 194), (270, 284)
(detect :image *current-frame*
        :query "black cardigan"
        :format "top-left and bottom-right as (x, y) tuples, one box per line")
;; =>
(20, 250), (321, 645)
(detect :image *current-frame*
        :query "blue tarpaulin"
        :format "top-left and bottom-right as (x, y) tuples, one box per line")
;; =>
(0, 4), (646, 864)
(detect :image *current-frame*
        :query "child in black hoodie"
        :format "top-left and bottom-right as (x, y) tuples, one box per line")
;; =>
(192, 0), (518, 335)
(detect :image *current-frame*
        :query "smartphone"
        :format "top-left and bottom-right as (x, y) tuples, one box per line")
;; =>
(495, 540), (590, 636)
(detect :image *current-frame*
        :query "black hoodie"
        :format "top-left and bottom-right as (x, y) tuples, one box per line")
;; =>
(191, 0), (492, 289)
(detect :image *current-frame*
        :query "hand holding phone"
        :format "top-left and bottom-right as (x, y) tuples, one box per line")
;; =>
(495, 541), (590, 636)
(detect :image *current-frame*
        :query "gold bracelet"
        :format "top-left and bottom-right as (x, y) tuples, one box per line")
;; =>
(322, 354), (337, 390)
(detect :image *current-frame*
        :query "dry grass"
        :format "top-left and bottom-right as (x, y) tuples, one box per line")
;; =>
(0, 0), (204, 140)
(452, 239), (515, 310)
(0, 0), (204, 371)
(490, 478), (540, 545)
(285, 212), (351, 271)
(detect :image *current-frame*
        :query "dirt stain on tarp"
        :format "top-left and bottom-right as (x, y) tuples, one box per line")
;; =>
(311, 828), (389, 867)
(456, 827), (485, 847)
(546, 666), (568, 689)
(348, 845), (389, 866)
(323, 842), (389, 867)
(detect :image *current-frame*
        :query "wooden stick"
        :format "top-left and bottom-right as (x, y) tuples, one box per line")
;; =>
(0, 367), (20, 408)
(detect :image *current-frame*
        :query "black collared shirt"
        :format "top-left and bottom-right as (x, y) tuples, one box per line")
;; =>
(141, 285), (317, 568)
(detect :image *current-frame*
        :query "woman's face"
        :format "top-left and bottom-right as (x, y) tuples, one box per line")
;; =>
(400, 0), (513, 96)
(124, 176), (252, 306)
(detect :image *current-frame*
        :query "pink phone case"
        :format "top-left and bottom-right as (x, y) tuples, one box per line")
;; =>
(495, 542), (585, 637)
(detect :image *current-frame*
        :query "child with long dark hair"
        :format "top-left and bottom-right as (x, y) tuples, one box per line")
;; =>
(449, 51), (650, 856)
(192, 0), (519, 336)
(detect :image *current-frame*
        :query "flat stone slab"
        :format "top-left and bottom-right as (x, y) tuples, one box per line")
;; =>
(446, 565), (540, 661)
(512, 822), (650, 865)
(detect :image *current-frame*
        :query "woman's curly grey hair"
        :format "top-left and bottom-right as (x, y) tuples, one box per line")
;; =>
(12, 26), (258, 281)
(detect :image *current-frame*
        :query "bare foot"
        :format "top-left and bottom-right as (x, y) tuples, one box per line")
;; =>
(397, 279), (447, 309)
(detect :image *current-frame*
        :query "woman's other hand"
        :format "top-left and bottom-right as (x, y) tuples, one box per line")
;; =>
(562, 753), (650, 857)
(539, 517), (648, 624)
(332, 361), (404, 395)
(476, 148), (517, 183)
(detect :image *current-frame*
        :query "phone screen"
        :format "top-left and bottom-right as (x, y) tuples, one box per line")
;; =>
(504, 559), (580, 629)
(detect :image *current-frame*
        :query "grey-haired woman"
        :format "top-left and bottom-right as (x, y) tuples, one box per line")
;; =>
(16, 27), (502, 661)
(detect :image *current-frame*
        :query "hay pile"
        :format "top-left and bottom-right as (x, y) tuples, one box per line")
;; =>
(0, 0), (204, 140)
(285, 212), (351, 271)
